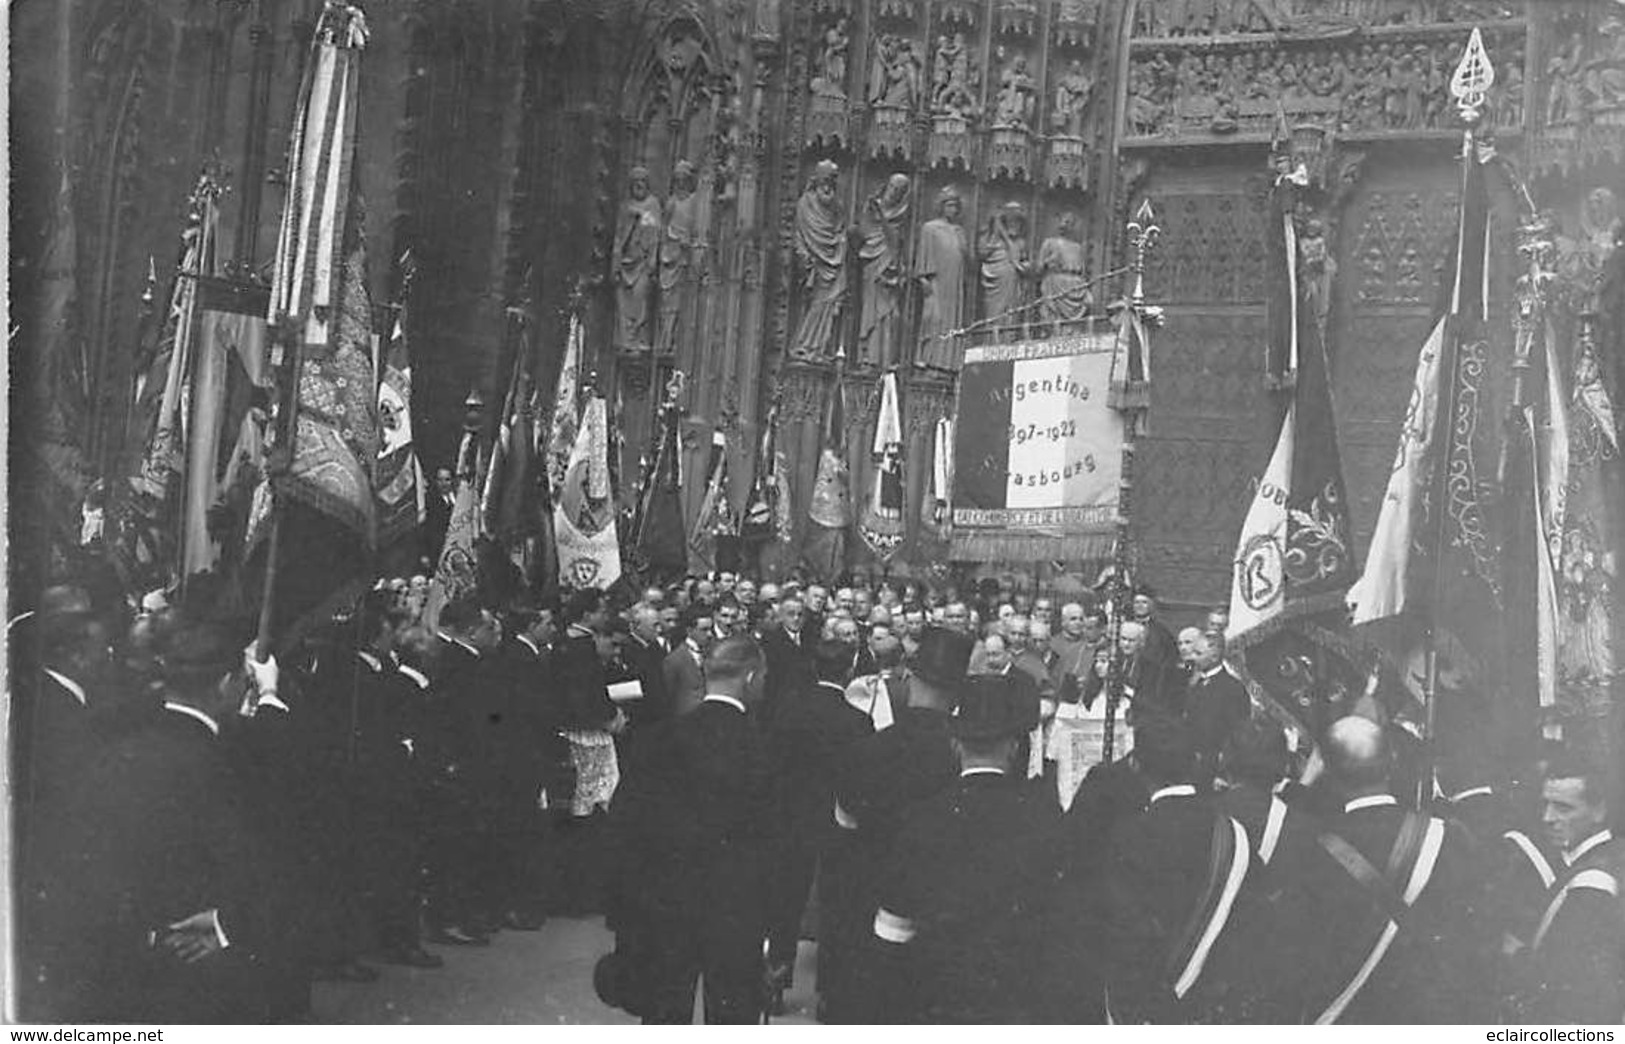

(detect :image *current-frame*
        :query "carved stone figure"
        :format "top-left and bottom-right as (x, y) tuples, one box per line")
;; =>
(813, 17), (850, 98)
(791, 160), (849, 361)
(1297, 216), (1336, 335)
(869, 34), (921, 109)
(932, 31), (978, 117)
(914, 186), (970, 371)
(616, 166), (661, 352)
(978, 201), (1031, 325)
(1037, 212), (1091, 324)
(1049, 59), (1093, 137)
(856, 173), (912, 369)
(658, 160), (701, 355)
(994, 53), (1036, 128)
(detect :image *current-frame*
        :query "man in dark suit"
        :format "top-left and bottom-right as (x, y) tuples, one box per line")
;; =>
(867, 674), (1058, 1023)
(759, 596), (816, 720)
(661, 608), (714, 720)
(1184, 631), (1251, 785)
(1291, 716), (1484, 1024)
(622, 635), (779, 1023)
(1093, 717), (1253, 1023)
(1513, 756), (1623, 1023)
(624, 604), (672, 727)
(823, 627), (972, 1023)
(45, 616), (270, 1023)
(423, 465), (456, 565)
(763, 640), (874, 1012)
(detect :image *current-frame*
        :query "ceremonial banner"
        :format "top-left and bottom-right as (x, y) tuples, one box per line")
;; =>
(555, 395), (621, 590)
(804, 379), (852, 577)
(949, 329), (1123, 561)
(859, 371), (906, 560)
(375, 284), (425, 551)
(636, 402), (688, 575)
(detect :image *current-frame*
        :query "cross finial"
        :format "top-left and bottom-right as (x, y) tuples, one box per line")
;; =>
(1450, 27), (1495, 125)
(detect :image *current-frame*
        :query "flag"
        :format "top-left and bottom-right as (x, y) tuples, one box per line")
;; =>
(949, 328), (1123, 561)
(859, 371), (906, 560)
(252, 3), (379, 644)
(376, 269), (425, 552)
(554, 394), (621, 590)
(804, 379), (852, 577)
(548, 313), (583, 492)
(1347, 129), (1505, 748)
(1228, 205), (1357, 644)
(921, 414), (953, 540)
(636, 401), (687, 574)
(689, 431), (736, 574)
(742, 399), (782, 545)
(434, 470), (481, 605)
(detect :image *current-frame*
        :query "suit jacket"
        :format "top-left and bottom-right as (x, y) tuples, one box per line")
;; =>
(1292, 796), (1484, 1024)
(620, 699), (779, 938)
(423, 491), (454, 563)
(874, 771), (1063, 1023)
(50, 706), (267, 1023)
(1185, 668), (1251, 766)
(767, 680), (873, 847)
(555, 631), (618, 732)
(1521, 833), (1624, 1024)
(1097, 786), (1229, 1023)
(623, 635), (672, 726)
(760, 625), (816, 709)
(660, 643), (707, 719)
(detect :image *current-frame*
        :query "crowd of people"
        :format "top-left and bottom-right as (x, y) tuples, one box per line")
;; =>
(10, 565), (1622, 1025)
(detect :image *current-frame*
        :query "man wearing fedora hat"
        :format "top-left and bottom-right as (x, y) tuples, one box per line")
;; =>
(821, 626), (974, 1023)
(865, 673), (1058, 1023)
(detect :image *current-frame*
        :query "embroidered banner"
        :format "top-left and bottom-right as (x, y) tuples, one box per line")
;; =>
(949, 328), (1123, 561)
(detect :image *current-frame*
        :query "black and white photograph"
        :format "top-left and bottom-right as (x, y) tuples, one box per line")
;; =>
(5, 0), (1624, 1027)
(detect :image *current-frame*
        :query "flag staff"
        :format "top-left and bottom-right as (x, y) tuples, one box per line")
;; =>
(1102, 199), (1161, 762)
(1417, 27), (1496, 791)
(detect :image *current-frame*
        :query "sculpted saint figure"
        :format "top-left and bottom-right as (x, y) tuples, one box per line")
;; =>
(657, 160), (701, 355)
(791, 160), (849, 360)
(914, 186), (970, 371)
(1037, 212), (1091, 324)
(1050, 60), (1093, 137)
(856, 173), (912, 369)
(616, 166), (661, 351)
(994, 54), (1036, 128)
(978, 201), (1032, 326)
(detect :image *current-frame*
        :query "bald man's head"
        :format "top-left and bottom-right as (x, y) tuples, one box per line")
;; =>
(1324, 715), (1390, 793)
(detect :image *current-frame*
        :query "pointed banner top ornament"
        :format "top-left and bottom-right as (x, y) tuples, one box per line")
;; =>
(1450, 27), (1495, 124)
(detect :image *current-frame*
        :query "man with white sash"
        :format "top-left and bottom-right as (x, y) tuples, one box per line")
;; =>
(1096, 715), (1253, 1024)
(1516, 756), (1623, 1024)
(1296, 716), (1480, 1024)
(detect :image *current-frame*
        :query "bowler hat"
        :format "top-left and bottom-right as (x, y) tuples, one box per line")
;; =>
(910, 626), (973, 689)
(952, 674), (1039, 741)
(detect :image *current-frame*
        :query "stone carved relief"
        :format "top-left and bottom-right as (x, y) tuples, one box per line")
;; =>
(928, 30), (980, 169)
(1054, 0), (1098, 50)
(1046, 58), (1094, 189)
(1533, 3), (1625, 174)
(1144, 193), (1268, 305)
(868, 33), (923, 160)
(1133, 0), (1520, 39)
(996, 0), (1040, 39)
(789, 159), (848, 361)
(855, 173), (912, 370)
(988, 50), (1037, 179)
(1124, 33), (1525, 143)
(807, 15), (852, 149)
(1352, 190), (1458, 305)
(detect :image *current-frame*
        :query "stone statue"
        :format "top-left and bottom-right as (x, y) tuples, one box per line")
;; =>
(914, 186), (970, 371)
(856, 174), (911, 370)
(869, 34), (921, 109)
(657, 160), (701, 355)
(978, 201), (1032, 326)
(932, 32), (977, 117)
(994, 53), (1036, 128)
(1297, 216), (1336, 335)
(1049, 60), (1094, 137)
(616, 166), (661, 352)
(791, 160), (849, 361)
(813, 17), (850, 98)
(1037, 212), (1091, 325)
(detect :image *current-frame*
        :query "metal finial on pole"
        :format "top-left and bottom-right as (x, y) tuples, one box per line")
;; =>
(1450, 27), (1495, 127)
(1125, 198), (1161, 309)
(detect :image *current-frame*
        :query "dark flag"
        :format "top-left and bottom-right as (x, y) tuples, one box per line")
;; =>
(250, 4), (380, 645)
(636, 398), (688, 576)
(804, 377), (852, 578)
(688, 430), (735, 575)
(1348, 98), (1509, 756)
(375, 258), (425, 558)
